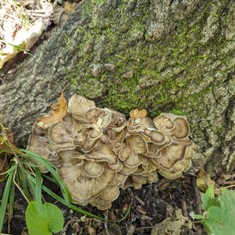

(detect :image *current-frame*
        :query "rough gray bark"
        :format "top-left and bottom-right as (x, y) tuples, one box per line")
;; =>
(0, 0), (234, 176)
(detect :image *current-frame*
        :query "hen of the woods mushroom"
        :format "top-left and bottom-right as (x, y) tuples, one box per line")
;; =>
(27, 94), (197, 210)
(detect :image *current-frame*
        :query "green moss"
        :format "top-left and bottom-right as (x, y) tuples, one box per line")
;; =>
(211, 124), (225, 134)
(150, 110), (162, 118)
(168, 109), (185, 116)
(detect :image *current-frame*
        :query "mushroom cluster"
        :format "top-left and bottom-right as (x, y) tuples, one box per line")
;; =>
(27, 95), (197, 210)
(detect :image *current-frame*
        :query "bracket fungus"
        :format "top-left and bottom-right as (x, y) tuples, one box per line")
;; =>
(27, 94), (197, 210)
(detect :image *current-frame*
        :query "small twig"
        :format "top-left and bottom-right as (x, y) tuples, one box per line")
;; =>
(223, 184), (235, 189)
(13, 168), (30, 204)
(181, 199), (188, 217)
(135, 195), (145, 206)
(222, 180), (235, 185)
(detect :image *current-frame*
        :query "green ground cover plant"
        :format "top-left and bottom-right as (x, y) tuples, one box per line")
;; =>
(194, 186), (235, 235)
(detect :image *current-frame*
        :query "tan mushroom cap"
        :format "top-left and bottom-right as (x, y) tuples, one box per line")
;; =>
(109, 131), (128, 154)
(114, 173), (128, 187)
(132, 171), (158, 189)
(153, 142), (195, 179)
(153, 113), (190, 139)
(121, 176), (134, 189)
(27, 135), (49, 155)
(123, 151), (142, 168)
(142, 163), (158, 174)
(96, 185), (120, 203)
(128, 116), (155, 132)
(153, 114), (174, 130)
(86, 143), (118, 164)
(47, 154), (62, 168)
(81, 136), (99, 153)
(120, 165), (138, 175)
(47, 142), (76, 154)
(83, 161), (104, 177)
(119, 135), (147, 161)
(108, 160), (123, 172)
(132, 175), (149, 185)
(86, 108), (112, 128)
(173, 118), (190, 139)
(138, 155), (151, 165)
(157, 144), (187, 169)
(27, 135), (52, 173)
(142, 129), (166, 144)
(157, 167), (184, 180)
(48, 122), (76, 144)
(105, 108), (127, 127)
(91, 200), (112, 211)
(63, 113), (80, 131)
(68, 94), (96, 120)
(58, 149), (86, 161)
(32, 123), (48, 136)
(145, 142), (160, 157)
(61, 164), (116, 205)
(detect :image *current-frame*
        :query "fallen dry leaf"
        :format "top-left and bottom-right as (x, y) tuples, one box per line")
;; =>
(37, 92), (67, 128)
(196, 169), (215, 192)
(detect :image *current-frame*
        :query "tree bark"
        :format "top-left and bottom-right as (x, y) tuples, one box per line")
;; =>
(0, 0), (234, 176)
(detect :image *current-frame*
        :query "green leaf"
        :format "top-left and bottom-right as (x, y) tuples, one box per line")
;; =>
(201, 186), (219, 211)
(26, 201), (64, 235)
(34, 167), (42, 203)
(205, 185), (215, 198)
(0, 168), (14, 232)
(202, 189), (235, 235)
(44, 203), (64, 233)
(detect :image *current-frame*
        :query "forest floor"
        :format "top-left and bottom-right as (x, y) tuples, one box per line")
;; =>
(1, 174), (207, 235)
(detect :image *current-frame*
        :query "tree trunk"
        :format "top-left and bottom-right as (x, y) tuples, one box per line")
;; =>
(0, 0), (234, 176)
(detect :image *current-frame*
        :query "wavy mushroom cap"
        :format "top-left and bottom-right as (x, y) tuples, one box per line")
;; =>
(60, 161), (116, 205)
(27, 135), (52, 173)
(27, 94), (197, 210)
(153, 113), (190, 139)
(153, 141), (194, 179)
(68, 94), (96, 120)
(91, 186), (120, 210)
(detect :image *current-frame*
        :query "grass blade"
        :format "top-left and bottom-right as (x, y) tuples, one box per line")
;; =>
(0, 168), (15, 232)
(20, 169), (33, 202)
(21, 149), (72, 202)
(34, 168), (42, 203)
(7, 181), (15, 232)
(42, 174), (57, 184)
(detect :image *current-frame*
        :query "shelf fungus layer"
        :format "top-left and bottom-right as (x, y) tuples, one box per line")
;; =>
(27, 94), (197, 210)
